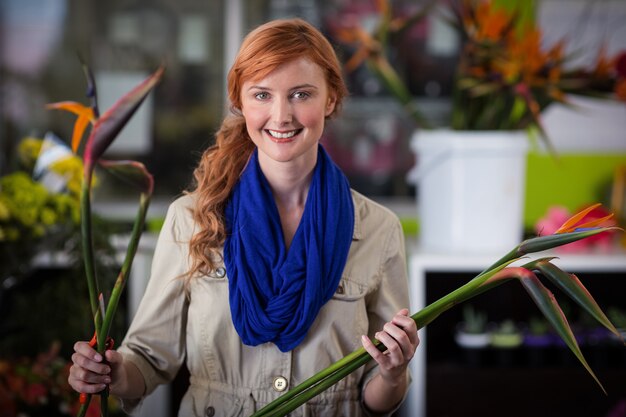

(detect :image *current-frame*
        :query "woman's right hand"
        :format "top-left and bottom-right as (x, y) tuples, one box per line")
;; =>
(68, 341), (124, 395)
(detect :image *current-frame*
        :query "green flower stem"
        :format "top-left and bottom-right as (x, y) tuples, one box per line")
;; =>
(100, 391), (109, 416)
(80, 167), (102, 337)
(99, 192), (151, 348)
(94, 193), (150, 417)
(78, 167), (102, 417)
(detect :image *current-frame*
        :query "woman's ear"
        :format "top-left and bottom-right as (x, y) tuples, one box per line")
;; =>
(325, 94), (337, 117)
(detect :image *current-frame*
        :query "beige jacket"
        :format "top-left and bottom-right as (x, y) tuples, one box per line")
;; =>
(118, 190), (410, 416)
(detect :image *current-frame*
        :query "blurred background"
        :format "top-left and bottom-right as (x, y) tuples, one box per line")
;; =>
(1, 1), (626, 417)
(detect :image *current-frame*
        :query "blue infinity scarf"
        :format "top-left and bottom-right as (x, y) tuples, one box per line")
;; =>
(224, 145), (354, 352)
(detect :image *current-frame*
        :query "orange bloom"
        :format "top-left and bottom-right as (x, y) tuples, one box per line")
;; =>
(554, 203), (615, 234)
(472, 1), (510, 41)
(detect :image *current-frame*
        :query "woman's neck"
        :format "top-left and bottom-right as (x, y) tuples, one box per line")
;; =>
(258, 156), (316, 249)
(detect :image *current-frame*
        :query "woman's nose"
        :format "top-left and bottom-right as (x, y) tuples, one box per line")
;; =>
(272, 98), (293, 124)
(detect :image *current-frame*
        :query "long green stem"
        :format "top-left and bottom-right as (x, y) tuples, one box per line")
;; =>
(99, 193), (150, 345)
(93, 193), (150, 417)
(77, 167), (100, 417)
(81, 167), (101, 332)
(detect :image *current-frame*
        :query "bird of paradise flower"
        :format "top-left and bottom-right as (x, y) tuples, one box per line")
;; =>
(47, 62), (164, 417)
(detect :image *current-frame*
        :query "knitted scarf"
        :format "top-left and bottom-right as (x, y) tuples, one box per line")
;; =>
(224, 145), (354, 352)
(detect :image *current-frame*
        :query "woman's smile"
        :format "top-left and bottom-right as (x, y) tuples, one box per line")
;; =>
(266, 128), (303, 142)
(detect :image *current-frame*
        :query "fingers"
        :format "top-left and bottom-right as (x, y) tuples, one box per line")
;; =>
(361, 335), (382, 360)
(362, 309), (420, 365)
(74, 341), (103, 363)
(390, 310), (420, 349)
(68, 341), (113, 394)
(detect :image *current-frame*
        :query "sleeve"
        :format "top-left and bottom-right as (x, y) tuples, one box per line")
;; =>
(360, 216), (412, 417)
(116, 199), (191, 412)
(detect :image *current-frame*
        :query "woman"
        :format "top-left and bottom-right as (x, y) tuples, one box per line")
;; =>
(69, 18), (419, 416)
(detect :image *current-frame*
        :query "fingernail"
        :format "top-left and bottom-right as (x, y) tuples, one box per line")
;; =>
(94, 353), (102, 362)
(104, 377), (111, 383)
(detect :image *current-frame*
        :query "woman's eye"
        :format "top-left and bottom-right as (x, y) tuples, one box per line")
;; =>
(255, 92), (269, 100)
(292, 91), (310, 100)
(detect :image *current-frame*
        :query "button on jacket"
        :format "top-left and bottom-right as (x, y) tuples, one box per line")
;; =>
(117, 190), (410, 416)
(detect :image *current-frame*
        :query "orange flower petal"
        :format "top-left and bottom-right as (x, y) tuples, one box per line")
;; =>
(46, 101), (94, 119)
(554, 203), (602, 234)
(570, 213), (615, 230)
(72, 114), (92, 153)
(46, 101), (95, 153)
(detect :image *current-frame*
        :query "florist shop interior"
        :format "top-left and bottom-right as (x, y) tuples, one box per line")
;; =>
(1, 1), (626, 417)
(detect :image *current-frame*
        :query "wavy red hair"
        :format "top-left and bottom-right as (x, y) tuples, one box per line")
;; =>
(185, 18), (348, 279)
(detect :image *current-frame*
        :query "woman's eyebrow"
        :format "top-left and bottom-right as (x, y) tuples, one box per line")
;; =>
(247, 83), (319, 91)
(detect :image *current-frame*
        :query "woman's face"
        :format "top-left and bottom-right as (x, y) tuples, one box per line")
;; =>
(240, 57), (336, 168)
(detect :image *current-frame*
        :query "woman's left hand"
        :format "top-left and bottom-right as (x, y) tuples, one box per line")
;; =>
(361, 308), (419, 382)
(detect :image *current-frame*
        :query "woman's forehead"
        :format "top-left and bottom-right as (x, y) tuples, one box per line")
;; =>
(246, 58), (326, 85)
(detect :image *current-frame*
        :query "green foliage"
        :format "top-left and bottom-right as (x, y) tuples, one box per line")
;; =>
(461, 304), (488, 334)
(0, 172), (79, 242)
(0, 137), (84, 283)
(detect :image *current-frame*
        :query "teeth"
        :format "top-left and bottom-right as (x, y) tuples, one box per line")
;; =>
(268, 130), (297, 139)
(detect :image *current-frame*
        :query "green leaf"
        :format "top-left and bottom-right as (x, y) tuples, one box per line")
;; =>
(533, 260), (622, 341)
(509, 96), (527, 125)
(519, 273), (606, 394)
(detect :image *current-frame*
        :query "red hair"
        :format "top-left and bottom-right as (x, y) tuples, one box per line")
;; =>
(186, 18), (348, 279)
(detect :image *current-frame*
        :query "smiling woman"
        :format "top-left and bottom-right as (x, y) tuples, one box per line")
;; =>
(67, 18), (419, 417)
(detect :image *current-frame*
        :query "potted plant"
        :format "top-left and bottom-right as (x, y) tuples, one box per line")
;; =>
(523, 316), (553, 368)
(455, 304), (489, 347)
(454, 304), (489, 367)
(332, 0), (626, 253)
(490, 319), (524, 367)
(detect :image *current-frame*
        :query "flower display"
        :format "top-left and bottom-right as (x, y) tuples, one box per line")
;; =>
(332, 0), (626, 151)
(449, 0), (625, 144)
